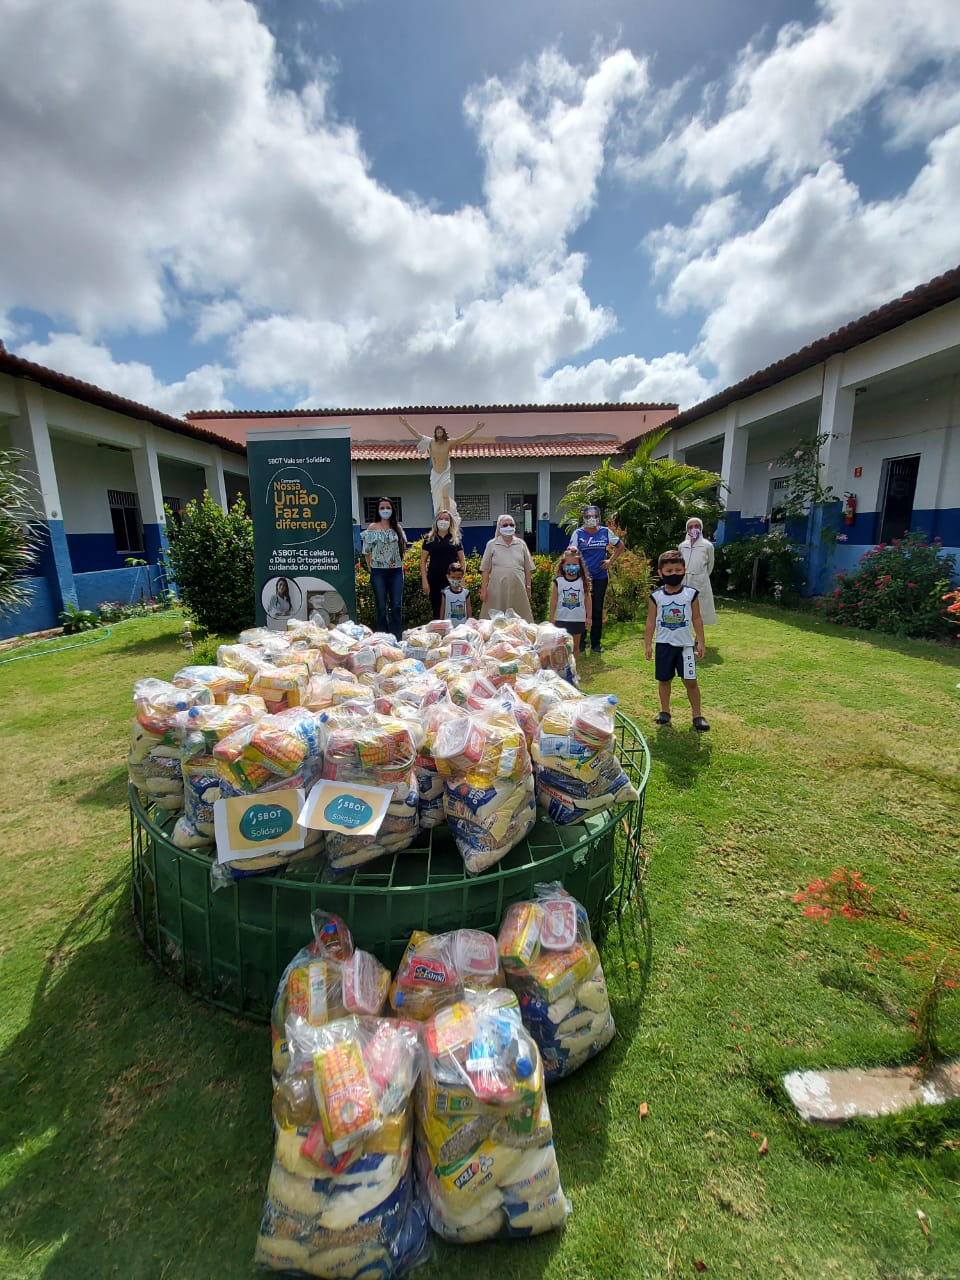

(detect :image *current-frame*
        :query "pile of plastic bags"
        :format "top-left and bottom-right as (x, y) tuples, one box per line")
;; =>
(127, 611), (637, 885)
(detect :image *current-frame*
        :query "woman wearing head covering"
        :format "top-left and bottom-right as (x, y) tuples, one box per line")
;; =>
(420, 508), (467, 619)
(567, 505), (623, 653)
(679, 517), (716, 624)
(479, 515), (535, 621)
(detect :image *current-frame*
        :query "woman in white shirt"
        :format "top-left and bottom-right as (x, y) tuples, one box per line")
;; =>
(679, 518), (716, 624)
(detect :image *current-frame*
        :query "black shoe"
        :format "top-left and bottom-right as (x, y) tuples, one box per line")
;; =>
(591, 644), (603, 653)
(654, 711), (671, 725)
(692, 716), (710, 732)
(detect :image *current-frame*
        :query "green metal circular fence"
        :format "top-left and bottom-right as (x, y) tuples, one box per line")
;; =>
(129, 712), (650, 1021)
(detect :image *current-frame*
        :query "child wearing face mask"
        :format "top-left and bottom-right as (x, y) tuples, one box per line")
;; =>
(440, 567), (472, 622)
(568, 505), (623, 653)
(549, 548), (592, 658)
(644, 549), (709, 731)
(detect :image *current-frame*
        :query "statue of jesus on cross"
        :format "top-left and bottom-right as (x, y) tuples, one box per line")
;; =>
(398, 417), (486, 520)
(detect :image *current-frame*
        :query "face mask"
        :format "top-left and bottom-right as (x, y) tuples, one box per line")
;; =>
(379, 508), (393, 520)
(500, 525), (515, 536)
(584, 515), (599, 529)
(448, 579), (463, 590)
(437, 519), (451, 532)
(661, 572), (684, 587)
(563, 564), (580, 578)
(688, 526), (701, 541)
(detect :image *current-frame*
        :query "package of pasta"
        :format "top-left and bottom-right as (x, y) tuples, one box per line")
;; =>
(172, 663), (250, 702)
(514, 669), (584, 721)
(214, 708), (323, 792)
(532, 694), (638, 825)
(257, 1015), (430, 1279)
(433, 703), (537, 875)
(416, 989), (570, 1243)
(499, 885), (615, 1082)
(271, 913), (390, 1082)
(389, 931), (463, 1020)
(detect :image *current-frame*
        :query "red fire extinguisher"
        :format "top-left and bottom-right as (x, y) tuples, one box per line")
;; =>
(843, 493), (857, 525)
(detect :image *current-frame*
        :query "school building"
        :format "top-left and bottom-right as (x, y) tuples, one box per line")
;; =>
(643, 264), (960, 593)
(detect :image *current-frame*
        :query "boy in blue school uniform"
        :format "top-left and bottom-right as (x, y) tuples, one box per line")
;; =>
(644, 548), (709, 731)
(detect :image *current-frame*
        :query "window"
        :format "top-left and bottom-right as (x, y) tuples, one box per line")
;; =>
(456, 494), (489, 522)
(363, 496), (403, 523)
(108, 489), (144, 553)
(767, 476), (789, 528)
(163, 495), (184, 528)
(877, 455), (919, 544)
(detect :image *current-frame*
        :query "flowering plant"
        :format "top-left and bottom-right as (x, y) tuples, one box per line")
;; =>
(795, 866), (958, 1068)
(816, 531), (957, 639)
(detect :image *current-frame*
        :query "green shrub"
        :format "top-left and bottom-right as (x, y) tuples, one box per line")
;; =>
(59, 602), (100, 633)
(604, 547), (653, 622)
(815, 531), (957, 639)
(714, 531), (804, 601)
(163, 493), (255, 636)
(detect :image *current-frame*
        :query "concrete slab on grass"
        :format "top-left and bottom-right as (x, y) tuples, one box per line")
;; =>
(784, 1060), (960, 1123)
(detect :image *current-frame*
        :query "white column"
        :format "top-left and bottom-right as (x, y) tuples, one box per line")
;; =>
(131, 429), (166, 526)
(817, 355), (854, 496)
(204, 454), (228, 510)
(718, 405), (748, 513)
(10, 382), (64, 520)
(537, 466), (550, 523)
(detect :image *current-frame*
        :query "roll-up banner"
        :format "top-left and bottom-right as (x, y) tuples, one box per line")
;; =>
(246, 425), (356, 630)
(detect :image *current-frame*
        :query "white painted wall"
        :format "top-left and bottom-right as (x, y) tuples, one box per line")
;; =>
(52, 434), (137, 533)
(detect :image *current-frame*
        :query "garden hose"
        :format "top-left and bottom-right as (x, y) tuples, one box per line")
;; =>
(0, 627), (112, 664)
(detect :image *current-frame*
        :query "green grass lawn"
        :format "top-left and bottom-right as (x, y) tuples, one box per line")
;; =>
(0, 605), (958, 1280)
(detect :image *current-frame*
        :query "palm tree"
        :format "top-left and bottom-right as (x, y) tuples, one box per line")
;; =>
(558, 427), (723, 560)
(0, 449), (43, 619)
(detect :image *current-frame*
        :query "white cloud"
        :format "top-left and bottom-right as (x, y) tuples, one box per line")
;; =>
(17, 333), (232, 417)
(882, 80), (960, 150)
(466, 47), (649, 257)
(0, 1), (646, 407)
(542, 352), (713, 410)
(659, 125), (960, 383)
(639, 0), (960, 191)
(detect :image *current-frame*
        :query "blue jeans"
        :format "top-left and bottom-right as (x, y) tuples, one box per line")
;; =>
(371, 567), (404, 638)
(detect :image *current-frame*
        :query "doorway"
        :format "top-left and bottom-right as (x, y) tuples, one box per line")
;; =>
(505, 493), (537, 552)
(877, 455), (919, 544)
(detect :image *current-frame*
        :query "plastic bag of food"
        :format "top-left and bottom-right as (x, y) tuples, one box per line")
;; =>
(172, 663), (250, 702)
(532, 695), (637, 824)
(133, 677), (212, 735)
(270, 912), (389, 1082)
(417, 989), (569, 1242)
(256, 1016), (430, 1278)
(433, 703), (536, 875)
(127, 719), (184, 811)
(498, 885), (615, 1082)
(389, 931), (463, 1020)
(250, 662), (310, 712)
(214, 708), (322, 791)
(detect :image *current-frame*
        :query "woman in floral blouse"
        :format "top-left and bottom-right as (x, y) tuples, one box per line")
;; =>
(362, 498), (407, 637)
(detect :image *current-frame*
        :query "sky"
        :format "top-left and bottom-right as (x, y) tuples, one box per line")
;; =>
(1, 0), (959, 418)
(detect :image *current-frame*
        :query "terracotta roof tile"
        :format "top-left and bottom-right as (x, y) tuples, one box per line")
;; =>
(352, 439), (622, 462)
(187, 401), (674, 419)
(0, 347), (246, 455)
